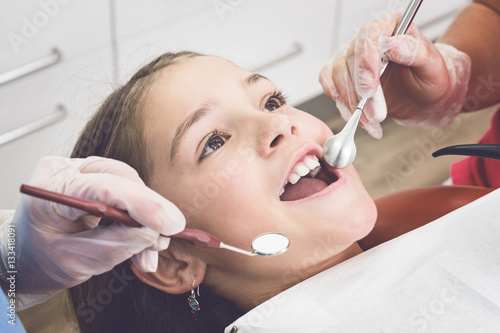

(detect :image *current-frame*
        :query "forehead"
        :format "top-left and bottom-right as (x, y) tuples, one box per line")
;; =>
(140, 56), (250, 161)
(143, 56), (247, 118)
(152, 56), (248, 96)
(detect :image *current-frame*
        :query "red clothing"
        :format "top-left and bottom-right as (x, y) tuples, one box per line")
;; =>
(451, 109), (500, 188)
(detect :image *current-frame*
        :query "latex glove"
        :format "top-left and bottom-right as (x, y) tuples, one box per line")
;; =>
(319, 11), (471, 138)
(0, 156), (185, 309)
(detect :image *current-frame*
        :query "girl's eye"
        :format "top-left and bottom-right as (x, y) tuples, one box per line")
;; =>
(200, 131), (230, 161)
(264, 91), (287, 113)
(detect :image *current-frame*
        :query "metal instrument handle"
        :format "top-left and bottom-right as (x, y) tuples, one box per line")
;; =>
(356, 0), (423, 111)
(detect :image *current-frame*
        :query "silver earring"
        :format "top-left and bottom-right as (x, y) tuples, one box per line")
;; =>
(188, 279), (200, 313)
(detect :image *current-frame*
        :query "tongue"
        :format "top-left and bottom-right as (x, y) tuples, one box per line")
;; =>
(280, 177), (328, 201)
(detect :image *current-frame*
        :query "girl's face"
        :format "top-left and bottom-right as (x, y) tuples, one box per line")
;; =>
(143, 56), (376, 309)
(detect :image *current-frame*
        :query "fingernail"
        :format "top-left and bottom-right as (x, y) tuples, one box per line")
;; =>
(144, 258), (158, 273)
(162, 206), (186, 235)
(364, 123), (383, 139)
(132, 251), (158, 273)
(379, 35), (391, 53)
(356, 70), (378, 97)
(155, 236), (171, 250)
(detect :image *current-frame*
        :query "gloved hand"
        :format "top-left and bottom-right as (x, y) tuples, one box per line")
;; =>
(319, 11), (471, 138)
(0, 156), (185, 309)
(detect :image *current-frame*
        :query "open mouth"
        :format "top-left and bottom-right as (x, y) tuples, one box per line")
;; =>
(279, 154), (339, 202)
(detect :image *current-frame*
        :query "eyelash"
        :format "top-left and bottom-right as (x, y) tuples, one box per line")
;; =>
(199, 130), (230, 162)
(199, 91), (287, 161)
(264, 91), (287, 113)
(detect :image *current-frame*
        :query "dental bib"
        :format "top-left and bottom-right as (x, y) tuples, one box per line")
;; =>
(226, 189), (500, 333)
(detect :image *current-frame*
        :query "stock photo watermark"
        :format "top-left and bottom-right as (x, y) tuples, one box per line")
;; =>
(213, 0), (244, 21)
(408, 278), (466, 330)
(463, 74), (500, 111)
(237, 292), (287, 328)
(281, 234), (343, 286)
(7, 0), (71, 53)
(183, 113), (293, 219)
(191, 159), (243, 210)
(384, 118), (462, 191)
(384, 71), (500, 191)
(340, 0), (404, 46)
(75, 266), (136, 324)
(3, 222), (18, 326)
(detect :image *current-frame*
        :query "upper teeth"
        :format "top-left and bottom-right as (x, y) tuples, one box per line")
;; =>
(280, 155), (321, 196)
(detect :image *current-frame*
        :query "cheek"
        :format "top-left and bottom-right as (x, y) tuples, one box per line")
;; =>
(331, 195), (377, 242)
(178, 163), (266, 234)
(295, 110), (334, 140)
(347, 169), (378, 238)
(297, 168), (377, 245)
(307, 197), (376, 246)
(327, 173), (377, 242)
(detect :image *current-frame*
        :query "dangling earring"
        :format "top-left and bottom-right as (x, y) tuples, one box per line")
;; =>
(187, 279), (200, 313)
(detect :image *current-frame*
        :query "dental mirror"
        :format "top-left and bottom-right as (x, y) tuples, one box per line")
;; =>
(20, 184), (290, 257)
(251, 232), (290, 256)
(173, 228), (290, 257)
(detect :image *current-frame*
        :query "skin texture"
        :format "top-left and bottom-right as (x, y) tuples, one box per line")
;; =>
(437, 0), (500, 110)
(130, 1), (500, 314)
(131, 56), (377, 311)
(381, 0), (500, 115)
(319, 0), (500, 136)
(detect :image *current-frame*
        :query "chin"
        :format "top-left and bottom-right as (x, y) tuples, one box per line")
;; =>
(348, 198), (378, 240)
(320, 190), (377, 244)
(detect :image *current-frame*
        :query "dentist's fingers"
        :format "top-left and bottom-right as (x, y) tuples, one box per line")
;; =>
(131, 236), (172, 273)
(43, 222), (159, 282)
(344, 12), (403, 98)
(63, 172), (185, 236)
(379, 28), (450, 95)
(358, 86), (386, 139)
(320, 46), (350, 107)
(320, 51), (386, 139)
(320, 12), (403, 139)
(79, 156), (145, 185)
(321, 9), (469, 133)
(331, 57), (360, 120)
(131, 250), (160, 273)
(320, 47), (360, 121)
(79, 157), (185, 234)
(30, 156), (186, 236)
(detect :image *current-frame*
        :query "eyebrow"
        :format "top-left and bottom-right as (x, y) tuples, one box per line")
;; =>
(244, 73), (269, 86)
(170, 105), (212, 162)
(169, 73), (270, 162)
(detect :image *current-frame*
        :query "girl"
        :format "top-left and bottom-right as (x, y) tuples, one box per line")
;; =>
(68, 51), (490, 332)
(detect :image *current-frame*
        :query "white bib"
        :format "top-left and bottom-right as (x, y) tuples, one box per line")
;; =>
(227, 189), (500, 333)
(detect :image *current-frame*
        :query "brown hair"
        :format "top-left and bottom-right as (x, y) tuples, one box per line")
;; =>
(69, 51), (244, 332)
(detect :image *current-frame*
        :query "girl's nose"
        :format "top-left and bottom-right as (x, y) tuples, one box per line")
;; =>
(255, 113), (297, 157)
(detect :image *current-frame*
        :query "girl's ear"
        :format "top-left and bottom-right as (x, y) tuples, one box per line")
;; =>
(130, 248), (207, 294)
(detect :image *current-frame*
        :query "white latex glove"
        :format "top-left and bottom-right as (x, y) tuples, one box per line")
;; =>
(0, 156), (185, 309)
(319, 11), (471, 138)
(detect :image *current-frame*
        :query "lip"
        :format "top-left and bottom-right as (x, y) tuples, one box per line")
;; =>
(279, 143), (346, 204)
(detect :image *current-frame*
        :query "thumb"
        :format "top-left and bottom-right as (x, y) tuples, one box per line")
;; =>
(54, 223), (159, 277)
(131, 236), (172, 273)
(379, 27), (439, 71)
